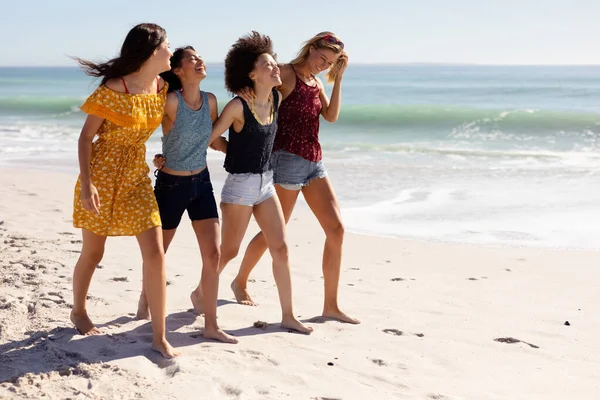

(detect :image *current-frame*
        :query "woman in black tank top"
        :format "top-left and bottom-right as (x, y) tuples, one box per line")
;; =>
(206, 32), (313, 334)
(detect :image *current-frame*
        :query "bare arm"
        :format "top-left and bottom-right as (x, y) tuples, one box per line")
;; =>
(161, 92), (178, 135)
(207, 92), (218, 123)
(208, 98), (244, 145)
(206, 92), (228, 152)
(78, 114), (104, 214)
(318, 76), (342, 122)
(318, 53), (348, 123)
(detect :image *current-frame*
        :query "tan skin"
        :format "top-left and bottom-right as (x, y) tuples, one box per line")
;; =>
(73, 39), (181, 358)
(135, 49), (237, 344)
(206, 53), (313, 334)
(232, 44), (360, 324)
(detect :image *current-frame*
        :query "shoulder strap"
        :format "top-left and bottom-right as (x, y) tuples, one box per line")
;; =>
(120, 78), (130, 94)
(236, 96), (251, 113)
(174, 90), (185, 112)
(156, 77), (160, 92)
(200, 91), (209, 109)
(272, 89), (280, 113)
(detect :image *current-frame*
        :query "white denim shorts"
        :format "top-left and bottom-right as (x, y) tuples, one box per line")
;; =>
(221, 170), (276, 206)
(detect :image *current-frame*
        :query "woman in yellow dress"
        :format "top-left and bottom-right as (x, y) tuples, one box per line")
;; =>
(72, 23), (178, 358)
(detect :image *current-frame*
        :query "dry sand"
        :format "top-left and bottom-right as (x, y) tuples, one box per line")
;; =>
(1, 167), (599, 399)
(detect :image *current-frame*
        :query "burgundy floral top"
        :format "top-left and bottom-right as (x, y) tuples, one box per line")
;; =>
(273, 71), (323, 162)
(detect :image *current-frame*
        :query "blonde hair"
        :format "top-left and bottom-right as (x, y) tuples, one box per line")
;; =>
(290, 31), (345, 84)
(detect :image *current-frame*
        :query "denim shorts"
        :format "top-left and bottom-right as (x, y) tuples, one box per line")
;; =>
(154, 169), (219, 230)
(271, 150), (327, 190)
(221, 170), (276, 206)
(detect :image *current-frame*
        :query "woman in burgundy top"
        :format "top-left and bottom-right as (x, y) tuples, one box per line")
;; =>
(233, 32), (359, 324)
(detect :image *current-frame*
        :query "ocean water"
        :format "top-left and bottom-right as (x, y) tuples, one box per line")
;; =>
(1, 65), (600, 249)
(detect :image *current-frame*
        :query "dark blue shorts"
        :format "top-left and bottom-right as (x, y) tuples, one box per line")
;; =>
(154, 169), (219, 230)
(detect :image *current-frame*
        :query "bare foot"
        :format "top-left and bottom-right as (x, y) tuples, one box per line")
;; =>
(281, 317), (314, 334)
(204, 326), (239, 344)
(70, 310), (102, 335)
(151, 338), (181, 359)
(190, 290), (204, 315)
(136, 294), (150, 320)
(230, 280), (256, 306)
(322, 308), (361, 324)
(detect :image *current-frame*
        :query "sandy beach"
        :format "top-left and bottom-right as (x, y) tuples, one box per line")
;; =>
(1, 166), (599, 399)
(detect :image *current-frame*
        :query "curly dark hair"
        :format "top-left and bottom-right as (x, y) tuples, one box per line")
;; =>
(224, 31), (276, 94)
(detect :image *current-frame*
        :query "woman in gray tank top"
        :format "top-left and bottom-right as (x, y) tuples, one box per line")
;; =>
(136, 46), (236, 344)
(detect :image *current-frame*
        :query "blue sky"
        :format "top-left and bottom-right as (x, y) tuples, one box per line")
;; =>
(3, 0), (600, 66)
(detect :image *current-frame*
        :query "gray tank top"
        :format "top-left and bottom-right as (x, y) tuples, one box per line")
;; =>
(162, 90), (212, 171)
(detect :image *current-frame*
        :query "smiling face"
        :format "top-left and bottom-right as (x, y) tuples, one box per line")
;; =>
(306, 47), (340, 75)
(174, 49), (206, 83)
(250, 53), (281, 88)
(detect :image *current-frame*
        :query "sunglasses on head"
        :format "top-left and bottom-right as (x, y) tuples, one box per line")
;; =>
(320, 35), (344, 49)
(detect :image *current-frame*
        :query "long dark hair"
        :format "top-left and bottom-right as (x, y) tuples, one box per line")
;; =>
(159, 46), (195, 92)
(75, 23), (167, 85)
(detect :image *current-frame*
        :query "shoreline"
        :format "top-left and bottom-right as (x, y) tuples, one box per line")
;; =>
(1, 161), (597, 253)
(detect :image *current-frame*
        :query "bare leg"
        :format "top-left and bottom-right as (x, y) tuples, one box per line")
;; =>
(217, 203), (254, 274)
(194, 203), (252, 318)
(136, 227), (180, 358)
(136, 228), (177, 320)
(232, 186), (300, 305)
(189, 218), (237, 344)
(71, 229), (107, 335)
(253, 196), (313, 334)
(302, 177), (360, 324)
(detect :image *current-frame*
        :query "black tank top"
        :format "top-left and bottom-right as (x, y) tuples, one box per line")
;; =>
(224, 89), (279, 174)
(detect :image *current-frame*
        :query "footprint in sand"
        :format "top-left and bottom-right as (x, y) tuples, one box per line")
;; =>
(494, 337), (539, 349)
(40, 296), (66, 306)
(220, 385), (242, 398)
(383, 329), (403, 336)
(370, 358), (387, 366)
(391, 277), (404, 281)
(110, 277), (129, 282)
(241, 349), (279, 366)
(427, 394), (448, 400)
(467, 277), (478, 281)
(98, 346), (118, 357)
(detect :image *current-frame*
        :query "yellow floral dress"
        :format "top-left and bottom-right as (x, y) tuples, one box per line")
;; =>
(73, 83), (168, 236)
